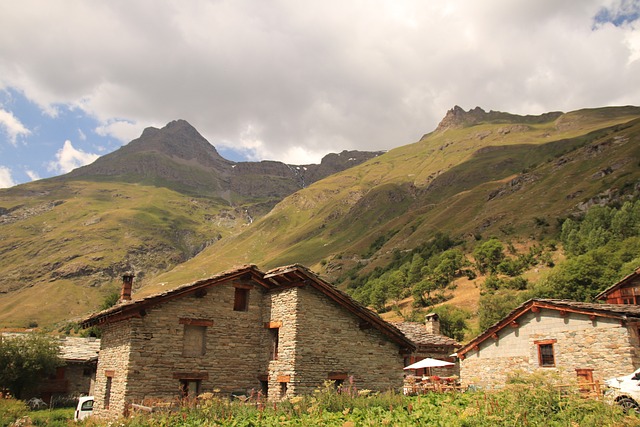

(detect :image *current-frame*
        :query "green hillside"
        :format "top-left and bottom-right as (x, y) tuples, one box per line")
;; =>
(0, 180), (251, 326)
(145, 106), (640, 293)
(1, 105), (639, 329)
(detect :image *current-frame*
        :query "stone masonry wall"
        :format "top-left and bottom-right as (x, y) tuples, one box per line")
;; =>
(64, 363), (95, 397)
(461, 310), (639, 389)
(124, 282), (270, 404)
(93, 278), (409, 412)
(93, 320), (132, 418)
(292, 285), (405, 395)
(265, 288), (298, 400)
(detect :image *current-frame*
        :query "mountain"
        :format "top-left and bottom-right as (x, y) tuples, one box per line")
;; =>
(141, 106), (640, 294)
(1, 106), (640, 329)
(0, 121), (381, 327)
(64, 119), (383, 212)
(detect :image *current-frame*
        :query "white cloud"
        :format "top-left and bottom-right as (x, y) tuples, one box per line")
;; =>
(25, 169), (40, 181)
(0, 166), (16, 188)
(0, 108), (30, 145)
(95, 120), (144, 144)
(0, 0), (639, 162)
(47, 140), (99, 174)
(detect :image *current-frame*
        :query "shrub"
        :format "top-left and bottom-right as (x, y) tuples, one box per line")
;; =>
(0, 396), (28, 427)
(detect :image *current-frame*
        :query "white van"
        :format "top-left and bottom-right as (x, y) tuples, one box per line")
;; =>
(74, 396), (94, 421)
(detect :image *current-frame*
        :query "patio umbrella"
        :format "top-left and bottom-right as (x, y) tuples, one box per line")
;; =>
(403, 357), (454, 376)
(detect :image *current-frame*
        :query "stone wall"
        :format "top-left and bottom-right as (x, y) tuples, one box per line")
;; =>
(293, 285), (405, 395)
(460, 310), (640, 389)
(64, 363), (95, 396)
(265, 288), (298, 400)
(93, 320), (132, 418)
(92, 277), (408, 415)
(124, 282), (270, 403)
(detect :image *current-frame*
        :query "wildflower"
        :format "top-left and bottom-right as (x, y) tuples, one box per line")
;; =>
(289, 396), (304, 404)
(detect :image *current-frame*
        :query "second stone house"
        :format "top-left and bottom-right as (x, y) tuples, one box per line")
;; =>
(457, 298), (640, 390)
(81, 264), (417, 419)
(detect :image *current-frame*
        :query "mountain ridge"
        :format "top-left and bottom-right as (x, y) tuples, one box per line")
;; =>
(62, 119), (383, 207)
(1, 105), (640, 328)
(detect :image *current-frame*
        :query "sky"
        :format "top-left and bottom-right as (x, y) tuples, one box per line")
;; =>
(1, 1), (640, 188)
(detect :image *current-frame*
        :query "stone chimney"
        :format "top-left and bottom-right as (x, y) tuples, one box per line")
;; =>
(120, 273), (135, 302)
(425, 313), (440, 335)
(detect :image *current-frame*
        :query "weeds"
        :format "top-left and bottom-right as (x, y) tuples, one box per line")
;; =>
(5, 376), (640, 426)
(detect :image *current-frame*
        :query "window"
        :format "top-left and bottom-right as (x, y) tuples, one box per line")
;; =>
(179, 379), (201, 398)
(279, 382), (288, 399)
(104, 376), (112, 409)
(234, 287), (250, 311)
(183, 325), (207, 357)
(328, 372), (348, 390)
(536, 339), (557, 367)
(269, 328), (279, 360)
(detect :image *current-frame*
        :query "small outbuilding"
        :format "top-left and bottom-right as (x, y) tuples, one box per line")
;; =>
(38, 336), (100, 402)
(391, 313), (461, 377)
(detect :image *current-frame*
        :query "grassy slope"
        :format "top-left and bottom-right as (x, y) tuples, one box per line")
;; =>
(2, 106), (639, 327)
(142, 106), (640, 297)
(0, 181), (248, 327)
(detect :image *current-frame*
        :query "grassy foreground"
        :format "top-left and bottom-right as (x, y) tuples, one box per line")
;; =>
(5, 379), (640, 427)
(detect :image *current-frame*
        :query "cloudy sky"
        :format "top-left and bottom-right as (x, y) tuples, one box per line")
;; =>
(1, 0), (640, 188)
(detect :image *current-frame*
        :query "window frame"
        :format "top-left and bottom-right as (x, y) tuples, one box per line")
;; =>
(104, 375), (113, 409)
(233, 286), (250, 311)
(269, 328), (279, 361)
(183, 324), (207, 357)
(179, 379), (201, 398)
(535, 339), (557, 367)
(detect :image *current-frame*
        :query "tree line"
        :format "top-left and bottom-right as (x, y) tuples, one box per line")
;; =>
(345, 198), (640, 341)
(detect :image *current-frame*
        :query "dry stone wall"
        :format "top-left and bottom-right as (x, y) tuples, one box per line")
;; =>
(266, 288), (298, 400)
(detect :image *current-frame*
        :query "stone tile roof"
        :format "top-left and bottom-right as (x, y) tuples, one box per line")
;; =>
(458, 298), (640, 359)
(1, 333), (100, 363)
(81, 265), (267, 326)
(81, 264), (416, 351)
(390, 322), (460, 348)
(533, 298), (640, 316)
(59, 336), (100, 362)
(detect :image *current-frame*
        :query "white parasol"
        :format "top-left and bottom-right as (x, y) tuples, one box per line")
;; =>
(403, 357), (454, 372)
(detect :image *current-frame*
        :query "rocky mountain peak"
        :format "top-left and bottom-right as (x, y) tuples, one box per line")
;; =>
(435, 106), (489, 132)
(435, 106), (565, 133)
(131, 119), (227, 164)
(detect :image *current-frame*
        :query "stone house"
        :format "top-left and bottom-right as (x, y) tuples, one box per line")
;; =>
(0, 334), (99, 401)
(391, 313), (461, 377)
(457, 299), (640, 389)
(38, 336), (100, 402)
(595, 267), (640, 304)
(81, 264), (416, 418)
